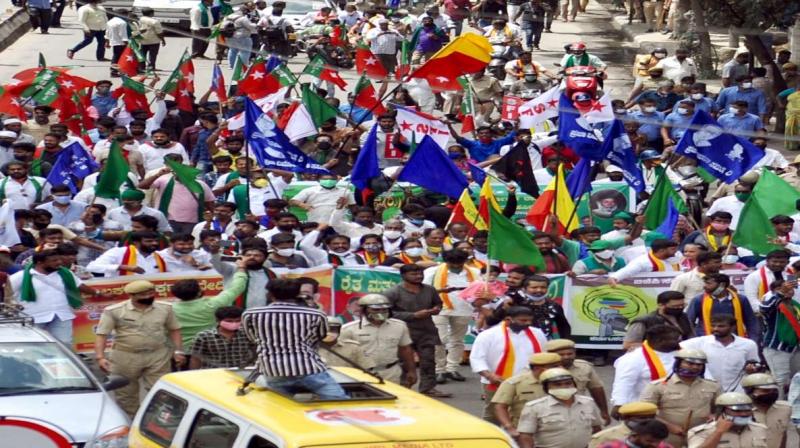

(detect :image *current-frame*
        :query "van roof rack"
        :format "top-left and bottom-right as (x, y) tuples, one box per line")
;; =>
(232, 368), (398, 403)
(0, 303), (34, 326)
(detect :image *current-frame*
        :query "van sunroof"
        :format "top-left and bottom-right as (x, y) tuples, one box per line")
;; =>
(230, 368), (398, 403)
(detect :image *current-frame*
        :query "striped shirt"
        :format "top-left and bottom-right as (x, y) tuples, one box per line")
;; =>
(760, 292), (800, 353)
(242, 302), (328, 377)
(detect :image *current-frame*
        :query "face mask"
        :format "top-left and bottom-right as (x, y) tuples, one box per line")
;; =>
(369, 311), (389, 322)
(524, 75), (538, 83)
(168, 109), (180, 117)
(319, 179), (337, 189)
(219, 321), (241, 331)
(548, 387), (578, 400)
(730, 106), (741, 115)
(384, 230), (402, 240)
(276, 248), (295, 257)
(91, 213), (104, 225)
(614, 108), (627, 115)
(676, 367), (702, 378)
(276, 225), (294, 232)
(363, 243), (381, 252)
(730, 416), (751, 426)
(710, 222), (730, 232)
(508, 323), (529, 333)
(332, 249), (351, 256)
(405, 247), (424, 257)
(525, 293), (547, 303)
(691, 93), (704, 100)
(677, 107), (689, 115)
(137, 297), (155, 306)
(53, 195), (71, 205)
(665, 308), (684, 317)
(722, 254), (739, 264)
(448, 152), (464, 160)
(653, 53), (666, 59)
(741, 82), (753, 89)
(712, 285), (727, 296)
(355, 219), (373, 227)
(317, 141), (332, 151)
(408, 218), (424, 226)
(123, 143), (138, 152)
(595, 249), (615, 259)
(253, 179), (268, 188)
(643, 106), (656, 113)
(735, 192), (750, 202)
(751, 392), (779, 406)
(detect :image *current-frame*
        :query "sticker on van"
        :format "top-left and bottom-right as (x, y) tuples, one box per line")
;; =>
(305, 408), (415, 426)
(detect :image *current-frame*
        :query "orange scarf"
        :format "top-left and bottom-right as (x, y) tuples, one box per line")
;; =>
(433, 263), (476, 309)
(702, 289), (747, 337)
(648, 251), (679, 272)
(758, 267), (770, 299)
(488, 321), (542, 391)
(468, 258), (487, 271)
(398, 252), (431, 264)
(120, 245), (166, 275)
(705, 226), (731, 251)
(358, 250), (387, 266)
(642, 341), (667, 380)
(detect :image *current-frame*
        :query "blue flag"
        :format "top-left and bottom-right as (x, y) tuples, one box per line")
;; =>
(655, 197), (679, 238)
(243, 98), (330, 174)
(46, 142), (99, 194)
(602, 119), (645, 192)
(565, 158), (594, 199)
(351, 123), (379, 190)
(556, 93), (607, 161)
(265, 55), (282, 72)
(468, 163), (487, 186)
(674, 110), (765, 184)
(397, 136), (469, 199)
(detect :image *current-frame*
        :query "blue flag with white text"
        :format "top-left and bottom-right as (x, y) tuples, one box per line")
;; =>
(397, 136), (469, 199)
(244, 98), (330, 174)
(602, 120), (645, 192)
(46, 142), (99, 194)
(674, 110), (765, 184)
(556, 93), (607, 161)
(351, 123), (379, 190)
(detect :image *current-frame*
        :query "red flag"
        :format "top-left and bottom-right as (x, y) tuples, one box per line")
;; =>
(355, 44), (388, 79)
(425, 75), (463, 92)
(319, 68), (347, 90)
(275, 101), (300, 130)
(353, 75), (386, 115)
(117, 45), (139, 77)
(501, 95), (525, 121)
(237, 60), (273, 99)
(211, 64), (227, 102)
(0, 90), (27, 122)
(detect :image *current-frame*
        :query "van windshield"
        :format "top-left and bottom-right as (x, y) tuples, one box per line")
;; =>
(0, 342), (96, 396)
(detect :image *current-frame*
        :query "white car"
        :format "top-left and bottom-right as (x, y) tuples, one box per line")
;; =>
(0, 308), (130, 447)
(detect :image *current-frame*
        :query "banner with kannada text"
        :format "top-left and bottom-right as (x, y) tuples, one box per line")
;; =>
(332, 265), (402, 317)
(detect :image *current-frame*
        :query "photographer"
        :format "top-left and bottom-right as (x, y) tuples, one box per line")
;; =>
(492, 275), (570, 339)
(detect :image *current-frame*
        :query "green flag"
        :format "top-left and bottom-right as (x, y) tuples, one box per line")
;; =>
(488, 203), (545, 270)
(301, 54), (328, 78)
(232, 57), (247, 82)
(643, 169), (688, 230)
(95, 142), (132, 199)
(38, 53), (46, 68)
(301, 83), (339, 128)
(733, 170), (800, 255)
(160, 49), (191, 95)
(165, 158), (204, 196)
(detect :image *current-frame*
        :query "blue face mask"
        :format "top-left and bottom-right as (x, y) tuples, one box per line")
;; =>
(407, 217), (424, 226)
(448, 152), (464, 160)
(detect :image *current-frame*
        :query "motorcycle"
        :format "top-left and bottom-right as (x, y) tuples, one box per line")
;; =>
(304, 36), (354, 69)
(563, 65), (601, 99)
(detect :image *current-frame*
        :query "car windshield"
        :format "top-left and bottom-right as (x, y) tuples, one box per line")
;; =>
(0, 342), (96, 395)
(284, 1), (325, 14)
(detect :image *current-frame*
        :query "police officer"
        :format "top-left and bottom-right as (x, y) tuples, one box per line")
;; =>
(518, 367), (604, 448)
(319, 316), (372, 370)
(339, 294), (417, 387)
(492, 352), (562, 436)
(589, 401), (660, 447)
(741, 373), (791, 448)
(94, 280), (185, 417)
(640, 348), (721, 447)
(546, 339), (610, 424)
(687, 393), (769, 448)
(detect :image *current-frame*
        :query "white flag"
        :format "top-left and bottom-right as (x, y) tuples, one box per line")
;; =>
(517, 85), (561, 129)
(394, 105), (450, 149)
(583, 94), (615, 124)
(283, 103), (318, 142)
(0, 202), (20, 247)
(227, 88), (289, 130)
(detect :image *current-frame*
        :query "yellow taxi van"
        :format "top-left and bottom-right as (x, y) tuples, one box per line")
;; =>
(129, 367), (515, 448)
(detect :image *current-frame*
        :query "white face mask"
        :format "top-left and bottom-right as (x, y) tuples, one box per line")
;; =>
(691, 93), (704, 100)
(722, 254), (739, 264)
(653, 53), (667, 59)
(383, 230), (402, 240)
(595, 249), (615, 259)
(53, 195), (71, 205)
(124, 143), (138, 151)
(276, 248), (295, 257)
(677, 107), (689, 115)
(729, 106), (741, 115)
(548, 387), (578, 400)
(168, 109), (180, 117)
(614, 108), (627, 115)
(643, 106), (656, 113)
(404, 247), (424, 257)
(741, 82), (753, 89)
(525, 293), (548, 303)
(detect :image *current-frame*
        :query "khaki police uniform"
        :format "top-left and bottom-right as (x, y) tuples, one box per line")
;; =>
(753, 401), (792, 448)
(590, 401), (658, 448)
(490, 370), (546, 426)
(590, 423), (634, 448)
(319, 339), (374, 370)
(517, 394), (603, 448)
(568, 359), (604, 393)
(96, 300), (180, 416)
(340, 318), (412, 383)
(687, 421), (769, 448)
(641, 375), (721, 447)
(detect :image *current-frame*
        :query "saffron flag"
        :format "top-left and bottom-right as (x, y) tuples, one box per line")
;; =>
(409, 34), (492, 85)
(525, 164), (578, 234)
(447, 189), (487, 234)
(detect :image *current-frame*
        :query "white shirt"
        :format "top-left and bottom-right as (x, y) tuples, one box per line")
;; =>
(1, 176), (51, 210)
(218, 173), (288, 215)
(609, 252), (682, 281)
(743, 266), (790, 311)
(400, 217), (436, 238)
(257, 228), (303, 247)
(611, 347), (676, 405)
(655, 56), (698, 82)
(669, 268), (707, 301)
(470, 323), (547, 384)
(298, 230), (364, 267)
(9, 268), (83, 323)
(191, 219), (237, 241)
(330, 208), (384, 247)
(706, 195), (746, 230)
(77, 3), (107, 31)
(105, 16), (128, 46)
(365, 28), (404, 55)
(681, 335), (759, 392)
(156, 248), (214, 273)
(337, 10), (363, 27)
(137, 142), (189, 172)
(291, 184), (355, 224)
(107, 205), (172, 232)
(423, 264), (481, 316)
(190, 4), (214, 30)
(86, 245), (167, 277)
(750, 147), (789, 172)
(532, 167), (553, 185)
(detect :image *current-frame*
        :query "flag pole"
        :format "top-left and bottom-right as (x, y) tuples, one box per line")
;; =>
(564, 161), (600, 230)
(553, 163), (561, 230)
(244, 140), (251, 217)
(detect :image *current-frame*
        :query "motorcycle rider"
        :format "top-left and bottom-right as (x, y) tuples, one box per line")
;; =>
(560, 42), (607, 75)
(483, 18), (522, 47)
(505, 51), (557, 83)
(257, 1), (292, 57)
(510, 70), (551, 98)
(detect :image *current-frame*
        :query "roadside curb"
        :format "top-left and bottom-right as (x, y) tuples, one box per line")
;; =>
(0, 8), (31, 53)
